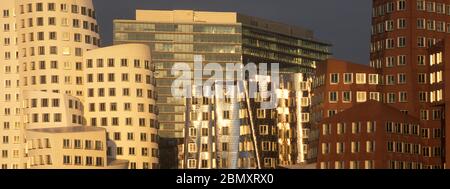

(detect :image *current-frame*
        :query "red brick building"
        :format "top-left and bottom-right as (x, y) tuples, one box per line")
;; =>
(309, 59), (382, 161)
(428, 36), (450, 168)
(370, 0), (449, 168)
(317, 101), (423, 169)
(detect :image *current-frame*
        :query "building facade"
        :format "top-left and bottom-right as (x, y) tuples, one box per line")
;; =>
(370, 0), (449, 168)
(0, 0), (156, 169)
(26, 127), (128, 169)
(113, 9), (330, 168)
(83, 44), (159, 169)
(317, 101), (424, 169)
(1, 0), (24, 169)
(310, 59), (382, 163)
(428, 36), (450, 168)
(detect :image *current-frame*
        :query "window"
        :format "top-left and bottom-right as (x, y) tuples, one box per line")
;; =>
(3, 10), (9, 17)
(385, 75), (394, 85)
(352, 122), (361, 134)
(63, 155), (71, 165)
(398, 0), (406, 11)
(418, 55), (426, 65)
(418, 37), (426, 47)
(329, 92), (338, 103)
(386, 56), (395, 67)
(398, 55), (406, 65)
(48, 17), (56, 25)
(260, 125), (269, 135)
(356, 73), (366, 84)
(336, 142), (345, 154)
(368, 74), (378, 85)
(386, 38), (395, 49)
(398, 73), (406, 84)
(398, 18), (406, 29)
(321, 143), (330, 154)
(417, 0), (425, 10)
(418, 73), (427, 84)
(337, 123), (346, 135)
(351, 142), (360, 153)
(369, 92), (380, 101)
(343, 91), (351, 103)
(386, 20), (394, 31)
(322, 124), (331, 135)
(398, 37), (406, 47)
(367, 121), (376, 133)
(426, 1), (435, 12)
(343, 73), (353, 84)
(356, 92), (367, 103)
(387, 93), (396, 103)
(330, 73), (339, 84)
(188, 143), (197, 153)
(257, 109), (266, 119)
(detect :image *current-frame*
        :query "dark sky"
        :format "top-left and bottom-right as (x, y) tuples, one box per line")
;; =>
(93, 0), (372, 64)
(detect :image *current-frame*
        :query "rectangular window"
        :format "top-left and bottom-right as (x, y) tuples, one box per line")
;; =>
(356, 92), (367, 103)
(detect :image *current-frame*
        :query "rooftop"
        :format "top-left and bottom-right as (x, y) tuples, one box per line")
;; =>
(321, 100), (420, 124)
(115, 9), (323, 41)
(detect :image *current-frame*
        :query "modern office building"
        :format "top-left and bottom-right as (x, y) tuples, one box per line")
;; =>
(83, 44), (159, 169)
(178, 73), (313, 169)
(113, 10), (330, 168)
(178, 81), (245, 169)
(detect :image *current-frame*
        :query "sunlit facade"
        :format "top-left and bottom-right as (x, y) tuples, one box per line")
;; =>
(113, 10), (329, 168)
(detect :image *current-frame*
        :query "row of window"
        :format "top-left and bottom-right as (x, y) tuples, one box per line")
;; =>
(86, 73), (155, 85)
(16, 3), (96, 18)
(62, 139), (103, 150)
(370, 55), (427, 68)
(328, 91), (380, 103)
(419, 109), (444, 121)
(371, 37), (440, 52)
(22, 46), (84, 57)
(387, 141), (441, 157)
(320, 161), (376, 169)
(89, 102), (156, 113)
(2, 121), (20, 131)
(28, 113), (82, 125)
(29, 98), (81, 110)
(23, 60), (82, 71)
(372, 0), (450, 17)
(322, 122), (377, 136)
(1, 135), (20, 145)
(372, 19), (450, 35)
(321, 141), (375, 154)
(107, 132), (158, 143)
(18, 31), (99, 45)
(62, 156), (103, 167)
(86, 59), (154, 71)
(0, 149), (21, 159)
(87, 88), (157, 99)
(187, 142), (232, 153)
(90, 117), (157, 128)
(23, 75), (83, 86)
(1, 93), (20, 103)
(113, 146), (158, 158)
(329, 73), (378, 85)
